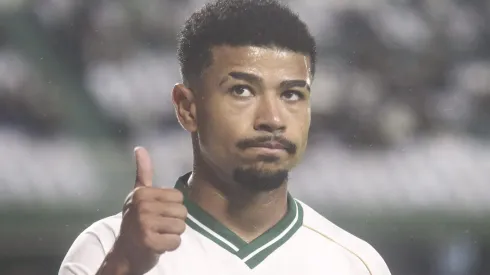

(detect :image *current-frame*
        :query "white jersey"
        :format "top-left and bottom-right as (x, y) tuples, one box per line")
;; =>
(60, 174), (391, 275)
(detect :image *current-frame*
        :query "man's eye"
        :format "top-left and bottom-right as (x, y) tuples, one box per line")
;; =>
(230, 85), (254, 97)
(282, 90), (304, 101)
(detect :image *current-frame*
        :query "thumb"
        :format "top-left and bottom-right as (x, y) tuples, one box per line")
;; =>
(134, 146), (153, 189)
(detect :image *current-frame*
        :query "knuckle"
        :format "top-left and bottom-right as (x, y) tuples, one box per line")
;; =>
(133, 186), (145, 194)
(133, 187), (151, 202)
(163, 189), (183, 202)
(163, 235), (181, 252)
(165, 204), (188, 219)
(123, 191), (139, 212)
(173, 190), (184, 202)
(175, 220), (186, 234)
(131, 188), (144, 202)
(180, 205), (188, 218)
(162, 218), (186, 234)
(138, 201), (152, 214)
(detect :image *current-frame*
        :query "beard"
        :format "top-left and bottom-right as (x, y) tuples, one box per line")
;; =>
(232, 166), (289, 192)
(232, 135), (297, 191)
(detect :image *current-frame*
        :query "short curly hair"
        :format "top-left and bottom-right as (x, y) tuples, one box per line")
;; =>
(177, 0), (316, 86)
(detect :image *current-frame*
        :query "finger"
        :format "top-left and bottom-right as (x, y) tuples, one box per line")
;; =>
(144, 234), (182, 254)
(134, 146), (153, 188)
(154, 188), (184, 204)
(151, 217), (187, 235)
(133, 188), (185, 204)
(138, 201), (188, 219)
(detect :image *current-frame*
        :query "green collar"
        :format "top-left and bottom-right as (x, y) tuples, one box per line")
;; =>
(175, 173), (304, 269)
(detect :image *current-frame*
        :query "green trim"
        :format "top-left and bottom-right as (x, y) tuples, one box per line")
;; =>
(185, 215), (239, 254)
(184, 195), (247, 249)
(245, 202), (304, 268)
(235, 197), (299, 258)
(174, 173), (304, 269)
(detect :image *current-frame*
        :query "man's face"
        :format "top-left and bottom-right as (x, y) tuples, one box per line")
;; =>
(195, 45), (312, 191)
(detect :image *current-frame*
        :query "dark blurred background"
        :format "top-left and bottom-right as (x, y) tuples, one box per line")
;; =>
(1, 0), (490, 274)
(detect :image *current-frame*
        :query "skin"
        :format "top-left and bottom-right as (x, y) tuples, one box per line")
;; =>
(96, 46), (312, 275)
(173, 45), (312, 241)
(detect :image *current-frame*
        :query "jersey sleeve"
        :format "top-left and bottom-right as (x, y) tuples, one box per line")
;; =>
(296, 200), (392, 275)
(59, 217), (120, 275)
(359, 239), (392, 275)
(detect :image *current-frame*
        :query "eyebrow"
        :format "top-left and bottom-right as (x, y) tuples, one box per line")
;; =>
(219, 71), (310, 91)
(280, 79), (310, 92)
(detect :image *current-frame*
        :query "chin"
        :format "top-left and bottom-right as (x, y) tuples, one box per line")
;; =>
(232, 166), (289, 192)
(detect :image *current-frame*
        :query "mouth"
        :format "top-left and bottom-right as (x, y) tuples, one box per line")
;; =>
(246, 142), (288, 155)
(251, 142), (286, 150)
(237, 137), (296, 155)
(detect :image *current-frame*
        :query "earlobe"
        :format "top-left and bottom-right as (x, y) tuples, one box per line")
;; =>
(172, 84), (198, 132)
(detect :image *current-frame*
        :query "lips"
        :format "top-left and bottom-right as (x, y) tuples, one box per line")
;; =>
(236, 136), (297, 154)
(251, 142), (286, 150)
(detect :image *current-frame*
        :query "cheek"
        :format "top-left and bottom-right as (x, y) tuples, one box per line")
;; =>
(289, 111), (310, 152)
(301, 114), (311, 141)
(197, 100), (250, 155)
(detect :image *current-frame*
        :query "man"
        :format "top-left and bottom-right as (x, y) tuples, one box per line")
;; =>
(60, 0), (391, 274)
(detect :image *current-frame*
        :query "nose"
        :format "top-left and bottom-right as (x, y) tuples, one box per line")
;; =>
(253, 95), (286, 133)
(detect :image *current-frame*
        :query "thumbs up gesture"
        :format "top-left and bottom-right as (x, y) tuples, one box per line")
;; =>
(108, 147), (187, 275)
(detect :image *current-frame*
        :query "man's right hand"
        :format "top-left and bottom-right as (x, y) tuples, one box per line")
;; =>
(98, 147), (187, 275)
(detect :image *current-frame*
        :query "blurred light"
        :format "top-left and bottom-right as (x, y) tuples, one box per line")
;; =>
(34, 0), (80, 26)
(377, 102), (417, 145)
(436, 235), (480, 275)
(292, 135), (490, 213)
(371, 5), (432, 51)
(86, 50), (179, 128)
(431, 90), (472, 128)
(310, 62), (343, 114)
(344, 70), (383, 115)
(0, 49), (30, 93)
(445, 5), (482, 51)
(453, 61), (490, 97)
(0, 0), (26, 13)
(90, 1), (130, 35)
(0, 129), (101, 205)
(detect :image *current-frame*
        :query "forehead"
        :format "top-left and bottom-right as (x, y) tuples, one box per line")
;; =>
(204, 45), (311, 82)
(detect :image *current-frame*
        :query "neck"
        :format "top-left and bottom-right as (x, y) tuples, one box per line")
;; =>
(186, 165), (288, 243)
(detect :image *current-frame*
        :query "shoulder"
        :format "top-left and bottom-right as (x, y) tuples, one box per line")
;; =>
(79, 213), (123, 252)
(59, 214), (123, 275)
(296, 199), (392, 275)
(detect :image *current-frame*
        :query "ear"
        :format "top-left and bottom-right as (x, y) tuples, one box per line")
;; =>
(172, 83), (197, 132)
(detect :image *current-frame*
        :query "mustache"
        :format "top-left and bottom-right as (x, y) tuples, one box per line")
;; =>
(236, 136), (297, 154)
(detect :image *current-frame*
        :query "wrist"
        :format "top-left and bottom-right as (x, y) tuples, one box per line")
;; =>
(98, 243), (135, 275)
